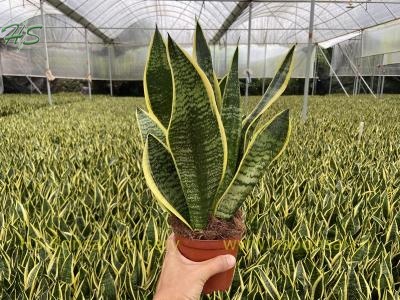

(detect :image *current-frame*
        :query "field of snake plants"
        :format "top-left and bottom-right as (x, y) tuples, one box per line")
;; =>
(0, 93), (399, 299)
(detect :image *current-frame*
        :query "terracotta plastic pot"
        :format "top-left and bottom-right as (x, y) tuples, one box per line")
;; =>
(174, 235), (241, 294)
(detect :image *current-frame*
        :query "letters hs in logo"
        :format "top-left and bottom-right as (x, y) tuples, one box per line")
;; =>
(1, 21), (43, 51)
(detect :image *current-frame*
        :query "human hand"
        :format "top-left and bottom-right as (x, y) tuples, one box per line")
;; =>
(154, 234), (236, 300)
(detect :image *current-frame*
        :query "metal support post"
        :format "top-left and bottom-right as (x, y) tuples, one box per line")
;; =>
(8, 0), (12, 21)
(354, 76), (359, 95)
(245, 2), (252, 104)
(224, 32), (228, 74)
(338, 44), (376, 98)
(376, 66), (382, 95)
(301, 0), (316, 122)
(108, 45), (113, 97)
(380, 75), (385, 97)
(0, 51), (4, 94)
(377, 75), (381, 95)
(40, 0), (52, 105)
(312, 50), (318, 95)
(85, 28), (92, 100)
(212, 44), (216, 68)
(356, 76), (360, 95)
(26, 76), (42, 94)
(371, 75), (374, 91)
(318, 46), (348, 97)
(261, 20), (269, 95)
(262, 43), (268, 95)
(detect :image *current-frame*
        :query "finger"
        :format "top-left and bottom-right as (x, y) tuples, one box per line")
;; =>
(199, 255), (236, 279)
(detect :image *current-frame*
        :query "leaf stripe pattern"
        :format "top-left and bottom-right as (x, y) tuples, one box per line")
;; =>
(167, 35), (226, 229)
(135, 108), (166, 144)
(215, 47), (241, 202)
(142, 135), (191, 228)
(215, 109), (291, 219)
(143, 26), (173, 128)
(242, 46), (295, 148)
(194, 22), (222, 111)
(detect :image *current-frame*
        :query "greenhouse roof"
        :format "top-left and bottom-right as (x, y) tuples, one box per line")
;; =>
(1, 0), (400, 45)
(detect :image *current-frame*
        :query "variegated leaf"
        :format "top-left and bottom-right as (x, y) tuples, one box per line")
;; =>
(193, 22), (222, 111)
(256, 270), (282, 299)
(136, 107), (166, 144)
(101, 269), (116, 299)
(142, 134), (191, 229)
(24, 261), (41, 290)
(242, 46), (295, 150)
(215, 109), (290, 219)
(144, 26), (173, 128)
(215, 47), (241, 202)
(219, 74), (228, 99)
(167, 35), (227, 229)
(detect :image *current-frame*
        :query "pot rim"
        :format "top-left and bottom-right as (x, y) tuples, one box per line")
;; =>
(175, 234), (242, 250)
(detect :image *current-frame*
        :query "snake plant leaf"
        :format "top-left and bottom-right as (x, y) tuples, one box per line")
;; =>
(219, 74), (228, 99)
(215, 109), (291, 219)
(143, 26), (173, 128)
(193, 21), (222, 111)
(242, 46), (295, 148)
(215, 47), (241, 202)
(167, 35), (227, 230)
(142, 134), (191, 229)
(135, 108), (166, 144)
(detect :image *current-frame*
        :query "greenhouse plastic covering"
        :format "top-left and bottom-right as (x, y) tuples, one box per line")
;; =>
(331, 36), (400, 76)
(362, 19), (400, 57)
(383, 52), (400, 65)
(1, 0), (400, 80)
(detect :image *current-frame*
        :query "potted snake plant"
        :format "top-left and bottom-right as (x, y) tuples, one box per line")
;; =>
(137, 22), (295, 294)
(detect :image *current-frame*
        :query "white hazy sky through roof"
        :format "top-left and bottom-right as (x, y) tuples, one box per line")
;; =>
(0, 0), (400, 44)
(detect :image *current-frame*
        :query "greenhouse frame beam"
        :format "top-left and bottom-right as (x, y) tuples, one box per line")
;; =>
(261, 23), (269, 94)
(245, 2), (252, 104)
(108, 46), (114, 97)
(337, 44), (376, 98)
(210, 0), (252, 44)
(85, 28), (92, 100)
(301, 0), (316, 123)
(26, 76), (42, 94)
(42, 26), (382, 31)
(380, 76), (385, 97)
(41, 0), (52, 105)
(167, 0), (399, 3)
(224, 32), (228, 71)
(45, 0), (114, 44)
(317, 45), (349, 97)
(0, 50), (3, 94)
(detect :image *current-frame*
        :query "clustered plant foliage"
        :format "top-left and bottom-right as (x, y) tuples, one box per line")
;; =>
(0, 94), (399, 298)
(138, 23), (295, 230)
(0, 93), (84, 117)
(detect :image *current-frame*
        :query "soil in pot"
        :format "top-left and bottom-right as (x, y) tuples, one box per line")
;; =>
(169, 210), (245, 240)
(169, 211), (245, 294)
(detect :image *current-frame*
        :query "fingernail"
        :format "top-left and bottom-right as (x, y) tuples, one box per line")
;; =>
(225, 255), (236, 267)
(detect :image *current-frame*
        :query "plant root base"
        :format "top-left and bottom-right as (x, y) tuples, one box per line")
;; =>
(169, 210), (245, 240)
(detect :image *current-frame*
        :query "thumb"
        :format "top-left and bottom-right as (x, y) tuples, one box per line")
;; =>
(199, 255), (236, 279)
